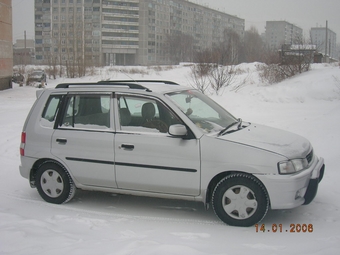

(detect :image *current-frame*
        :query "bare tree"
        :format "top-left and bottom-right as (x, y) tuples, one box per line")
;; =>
(46, 53), (58, 79)
(243, 26), (267, 63)
(190, 28), (240, 94)
(189, 64), (210, 94)
(218, 28), (242, 65)
(208, 64), (236, 95)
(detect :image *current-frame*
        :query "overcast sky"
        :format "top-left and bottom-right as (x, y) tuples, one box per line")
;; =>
(12, 0), (340, 43)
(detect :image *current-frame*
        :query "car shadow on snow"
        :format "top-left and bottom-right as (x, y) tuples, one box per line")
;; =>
(67, 189), (221, 224)
(28, 188), (318, 227)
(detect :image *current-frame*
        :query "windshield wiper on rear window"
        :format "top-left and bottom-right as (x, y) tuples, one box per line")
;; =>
(218, 118), (242, 136)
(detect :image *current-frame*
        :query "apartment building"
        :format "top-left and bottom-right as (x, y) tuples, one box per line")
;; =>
(0, 0), (13, 90)
(34, 0), (244, 66)
(310, 27), (337, 60)
(265, 21), (303, 50)
(138, 0), (244, 65)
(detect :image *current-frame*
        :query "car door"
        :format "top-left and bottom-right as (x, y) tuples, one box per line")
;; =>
(51, 93), (117, 188)
(114, 94), (201, 196)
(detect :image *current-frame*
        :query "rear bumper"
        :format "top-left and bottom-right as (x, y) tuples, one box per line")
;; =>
(19, 156), (37, 180)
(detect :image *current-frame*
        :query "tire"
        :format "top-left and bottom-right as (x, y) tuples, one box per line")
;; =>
(36, 162), (76, 204)
(212, 173), (269, 227)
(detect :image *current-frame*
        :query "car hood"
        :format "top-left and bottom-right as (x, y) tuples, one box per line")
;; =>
(218, 123), (311, 159)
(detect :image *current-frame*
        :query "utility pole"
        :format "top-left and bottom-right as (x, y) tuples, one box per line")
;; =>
(325, 21), (328, 62)
(24, 30), (27, 65)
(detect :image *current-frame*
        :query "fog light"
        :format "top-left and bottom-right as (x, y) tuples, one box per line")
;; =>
(295, 187), (307, 199)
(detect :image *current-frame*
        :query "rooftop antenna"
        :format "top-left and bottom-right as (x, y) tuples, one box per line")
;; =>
(119, 69), (138, 83)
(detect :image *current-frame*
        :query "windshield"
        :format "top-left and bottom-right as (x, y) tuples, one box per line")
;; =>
(31, 71), (43, 76)
(166, 90), (237, 134)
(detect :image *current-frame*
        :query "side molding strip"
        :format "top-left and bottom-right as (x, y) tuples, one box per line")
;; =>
(66, 157), (197, 173)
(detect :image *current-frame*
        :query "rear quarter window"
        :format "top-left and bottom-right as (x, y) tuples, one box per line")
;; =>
(60, 94), (111, 130)
(41, 95), (63, 128)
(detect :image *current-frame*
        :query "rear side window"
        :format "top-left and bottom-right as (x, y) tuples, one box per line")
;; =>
(60, 94), (111, 130)
(41, 95), (63, 128)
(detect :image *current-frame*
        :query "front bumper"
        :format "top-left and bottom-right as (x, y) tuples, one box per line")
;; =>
(303, 163), (325, 205)
(256, 157), (325, 210)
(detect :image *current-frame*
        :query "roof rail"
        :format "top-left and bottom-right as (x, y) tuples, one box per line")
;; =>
(55, 82), (151, 91)
(98, 80), (179, 85)
(55, 80), (179, 91)
(56, 83), (101, 89)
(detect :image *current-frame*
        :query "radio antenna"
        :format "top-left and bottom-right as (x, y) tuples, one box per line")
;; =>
(119, 69), (138, 83)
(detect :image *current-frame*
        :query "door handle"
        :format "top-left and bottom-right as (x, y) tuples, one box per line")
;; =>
(56, 138), (67, 144)
(120, 144), (134, 150)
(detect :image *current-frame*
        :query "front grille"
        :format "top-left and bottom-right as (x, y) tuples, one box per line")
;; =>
(306, 149), (314, 164)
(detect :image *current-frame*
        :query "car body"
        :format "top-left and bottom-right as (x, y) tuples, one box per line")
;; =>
(26, 70), (46, 85)
(19, 80), (325, 226)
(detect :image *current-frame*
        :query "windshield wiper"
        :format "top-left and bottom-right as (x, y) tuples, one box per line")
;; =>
(218, 118), (242, 136)
(237, 118), (243, 129)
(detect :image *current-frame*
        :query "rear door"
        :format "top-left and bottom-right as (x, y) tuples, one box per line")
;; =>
(51, 93), (117, 188)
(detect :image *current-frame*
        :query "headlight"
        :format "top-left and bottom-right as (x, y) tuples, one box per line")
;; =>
(278, 158), (308, 174)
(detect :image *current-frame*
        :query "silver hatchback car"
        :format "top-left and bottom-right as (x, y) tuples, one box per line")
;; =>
(19, 80), (325, 227)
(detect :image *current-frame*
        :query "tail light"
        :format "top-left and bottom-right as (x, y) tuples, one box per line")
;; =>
(20, 132), (26, 156)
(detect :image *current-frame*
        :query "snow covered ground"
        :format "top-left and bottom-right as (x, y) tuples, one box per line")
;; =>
(1, 63), (340, 255)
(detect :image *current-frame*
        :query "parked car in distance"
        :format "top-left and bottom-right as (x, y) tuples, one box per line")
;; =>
(12, 72), (24, 84)
(19, 80), (325, 227)
(26, 70), (46, 85)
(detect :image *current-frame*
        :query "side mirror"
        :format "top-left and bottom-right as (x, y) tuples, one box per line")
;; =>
(169, 124), (187, 137)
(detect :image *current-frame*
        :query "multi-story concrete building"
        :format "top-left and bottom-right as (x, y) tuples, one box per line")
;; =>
(34, 0), (244, 66)
(35, 0), (102, 66)
(0, 0), (13, 90)
(265, 21), (303, 50)
(310, 27), (337, 60)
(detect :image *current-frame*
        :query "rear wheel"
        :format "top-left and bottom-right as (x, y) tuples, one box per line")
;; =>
(36, 162), (76, 204)
(212, 173), (269, 227)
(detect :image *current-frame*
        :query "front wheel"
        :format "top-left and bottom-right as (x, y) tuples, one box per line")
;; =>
(36, 162), (76, 204)
(212, 173), (269, 227)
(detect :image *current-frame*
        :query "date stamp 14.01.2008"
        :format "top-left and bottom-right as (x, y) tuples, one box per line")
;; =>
(255, 224), (314, 233)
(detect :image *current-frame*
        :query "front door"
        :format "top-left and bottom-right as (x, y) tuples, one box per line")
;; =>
(115, 94), (201, 196)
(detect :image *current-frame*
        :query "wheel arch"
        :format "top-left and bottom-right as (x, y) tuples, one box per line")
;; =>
(29, 158), (73, 188)
(205, 171), (271, 208)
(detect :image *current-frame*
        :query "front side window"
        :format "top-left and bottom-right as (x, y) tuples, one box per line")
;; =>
(60, 94), (111, 130)
(167, 90), (236, 134)
(118, 95), (182, 133)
